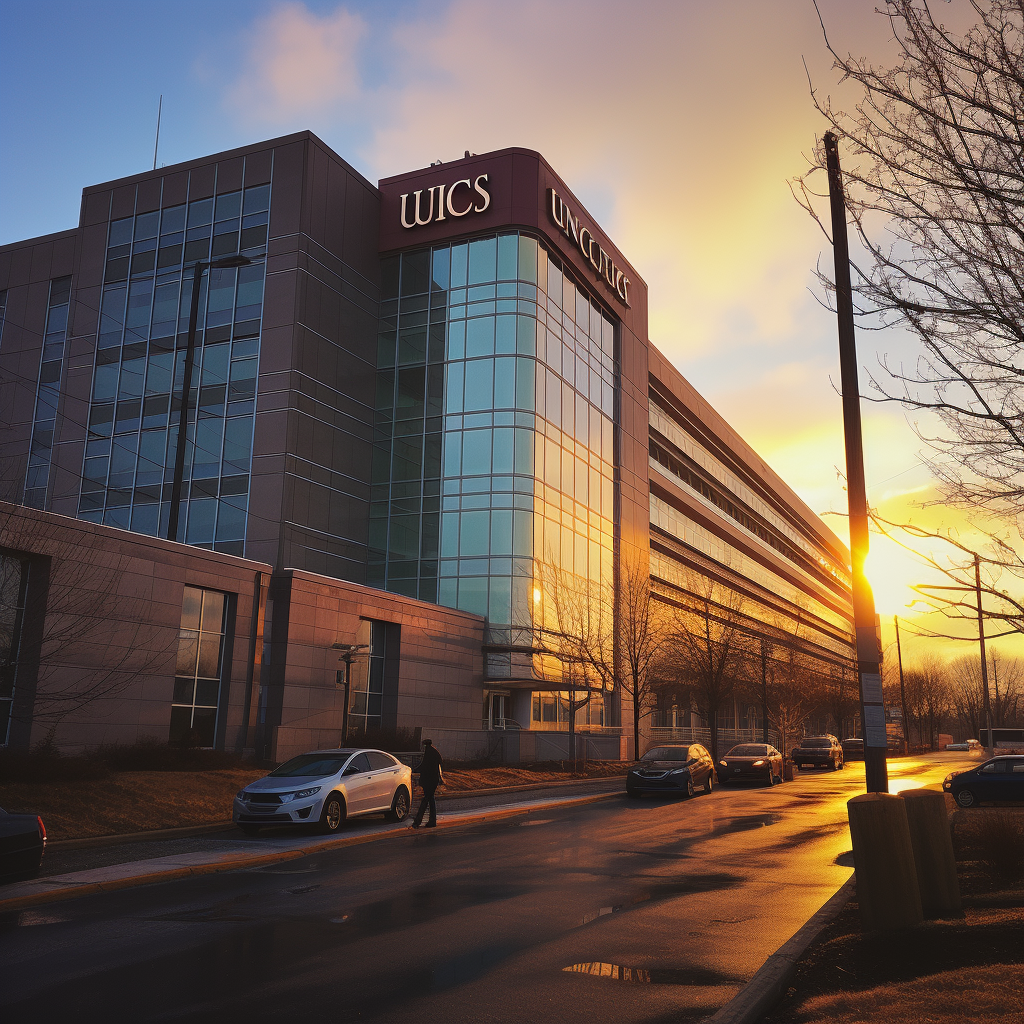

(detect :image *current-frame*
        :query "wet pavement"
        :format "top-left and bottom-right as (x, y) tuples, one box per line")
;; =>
(0, 753), (970, 1024)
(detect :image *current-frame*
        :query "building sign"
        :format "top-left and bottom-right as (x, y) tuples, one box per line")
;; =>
(548, 189), (630, 307)
(400, 174), (491, 228)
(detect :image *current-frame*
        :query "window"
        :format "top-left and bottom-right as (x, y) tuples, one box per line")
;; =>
(0, 555), (29, 747)
(347, 620), (390, 736)
(170, 586), (227, 747)
(80, 165), (267, 550)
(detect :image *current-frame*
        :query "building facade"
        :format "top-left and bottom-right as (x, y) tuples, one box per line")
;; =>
(0, 132), (855, 760)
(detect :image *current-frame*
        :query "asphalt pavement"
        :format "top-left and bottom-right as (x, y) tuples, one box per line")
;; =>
(0, 753), (968, 1024)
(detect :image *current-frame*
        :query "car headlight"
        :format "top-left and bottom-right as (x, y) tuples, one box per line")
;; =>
(281, 786), (322, 802)
(236, 790), (249, 800)
(719, 760), (728, 767)
(752, 759), (765, 766)
(670, 767), (690, 775)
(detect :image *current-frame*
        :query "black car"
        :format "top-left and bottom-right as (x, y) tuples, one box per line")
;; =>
(944, 755), (1024, 807)
(718, 743), (784, 785)
(0, 807), (46, 882)
(841, 737), (865, 761)
(792, 735), (843, 771)
(626, 744), (716, 799)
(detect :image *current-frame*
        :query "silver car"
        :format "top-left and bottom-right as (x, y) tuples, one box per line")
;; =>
(233, 748), (412, 835)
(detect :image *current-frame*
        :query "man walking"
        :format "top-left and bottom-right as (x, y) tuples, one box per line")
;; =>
(411, 738), (443, 828)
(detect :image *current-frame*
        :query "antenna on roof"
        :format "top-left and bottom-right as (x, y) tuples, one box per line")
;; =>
(152, 95), (163, 171)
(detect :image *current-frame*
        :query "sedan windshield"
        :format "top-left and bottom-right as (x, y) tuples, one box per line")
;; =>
(803, 738), (832, 747)
(642, 747), (690, 761)
(268, 755), (348, 778)
(727, 745), (767, 756)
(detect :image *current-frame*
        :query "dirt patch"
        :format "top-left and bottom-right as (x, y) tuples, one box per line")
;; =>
(0, 769), (264, 840)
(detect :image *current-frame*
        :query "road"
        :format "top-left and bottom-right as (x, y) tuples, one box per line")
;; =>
(0, 753), (966, 1024)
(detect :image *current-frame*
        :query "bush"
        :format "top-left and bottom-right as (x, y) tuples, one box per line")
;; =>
(0, 741), (108, 784)
(345, 725), (422, 753)
(88, 738), (249, 772)
(973, 812), (1024, 879)
(0, 738), (252, 784)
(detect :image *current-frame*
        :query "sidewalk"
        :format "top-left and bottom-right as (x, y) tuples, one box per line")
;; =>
(0, 785), (619, 914)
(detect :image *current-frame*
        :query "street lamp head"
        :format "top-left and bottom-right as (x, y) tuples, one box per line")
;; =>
(211, 254), (254, 269)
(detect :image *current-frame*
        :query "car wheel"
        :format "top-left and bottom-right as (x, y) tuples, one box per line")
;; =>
(319, 792), (346, 834)
(239, 824), (261, 836)
(955, 788), (976, 808)
(386, 786), (410, 822)
(767, 770), (776, 786)
(685, 777), (695, 798)
(704, 773), (714, 794)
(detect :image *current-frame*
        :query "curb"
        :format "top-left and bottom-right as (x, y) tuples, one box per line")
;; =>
(704, 874), (856, 1024)
(0, 790), (616, 914)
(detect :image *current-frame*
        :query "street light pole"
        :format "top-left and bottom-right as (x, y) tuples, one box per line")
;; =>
(823, 131), (888, 793)
(332, 642), (369, 746)
(974, 554), (995, 756)
(760, 639), (770, 744)
(894, 615), (910, 754)
(166, 254), (253, 542)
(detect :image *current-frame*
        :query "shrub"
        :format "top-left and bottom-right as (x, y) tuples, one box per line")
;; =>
(346, 725), (422, 753)
(88, 738), (248, 773)
(973, 812), (1024, 879)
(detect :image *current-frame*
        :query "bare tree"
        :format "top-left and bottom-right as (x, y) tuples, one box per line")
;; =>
(617, 555), (668, 761)
(798, 2), (1024, 519)
(535, 553), (666, 761)
(2, 501), (175, 738)
(661, 570), (752, 764)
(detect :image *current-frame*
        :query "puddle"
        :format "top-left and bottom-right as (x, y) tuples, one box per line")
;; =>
(564, 962), (743, 986)
(508, 818), (555, 828)
(16, 910), (71, 928)
(713, 814), (781, 834)
(834, 850), (855, 867)
(288, 884), (321, 895)
(580, 874), (740, 924)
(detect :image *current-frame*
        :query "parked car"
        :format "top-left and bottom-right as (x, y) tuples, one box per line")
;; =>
(841, 737), (865, 761)
(0, 807), (46, 882)
(718, 743), (784, 785)
(792, 735), (844, 771)
(943, 755), (1024, 807)
(945, 739), (982, 752)
(234, 748), (413, 835)
(626, 744), (716, 799)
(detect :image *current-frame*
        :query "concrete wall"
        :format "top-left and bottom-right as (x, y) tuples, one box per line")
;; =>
(264, 568), (486, 762)
(0, 502), (270, 753)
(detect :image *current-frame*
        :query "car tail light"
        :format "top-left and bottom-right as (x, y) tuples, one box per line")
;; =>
(37, 816), (47, 842)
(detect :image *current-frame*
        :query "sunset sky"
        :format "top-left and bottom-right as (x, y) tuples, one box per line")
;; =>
(2, 0), (1014, 664)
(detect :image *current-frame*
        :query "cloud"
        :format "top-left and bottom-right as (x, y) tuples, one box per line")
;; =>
(225, 3), (367, 125)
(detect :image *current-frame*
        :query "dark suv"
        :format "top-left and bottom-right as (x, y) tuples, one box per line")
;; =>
(792, 735), (843, 771)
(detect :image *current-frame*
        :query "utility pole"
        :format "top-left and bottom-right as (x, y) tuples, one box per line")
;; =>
(760, 639), (770, 744)
(823, 131), (888, 793)
(974, 555), (994, 756)
(894, 616), (910, 755)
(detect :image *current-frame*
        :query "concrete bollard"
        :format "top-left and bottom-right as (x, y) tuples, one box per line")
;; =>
(783, 761), (796, 782)
(847, 793), (924, 931)
(900, 788), (962, 918)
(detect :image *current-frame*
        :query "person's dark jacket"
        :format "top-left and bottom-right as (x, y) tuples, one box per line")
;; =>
(418, 746), (443, 787)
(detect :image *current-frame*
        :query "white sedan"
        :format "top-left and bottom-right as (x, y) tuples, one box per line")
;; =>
(234, 748), (412, 835)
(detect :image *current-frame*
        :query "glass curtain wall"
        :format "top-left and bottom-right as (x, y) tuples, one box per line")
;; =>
(24, 277), (72, 508)
(78, 177), (270, 555)
(372, 233), (617, 685)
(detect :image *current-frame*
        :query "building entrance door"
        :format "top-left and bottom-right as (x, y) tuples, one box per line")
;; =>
(489, 692), (510, 729)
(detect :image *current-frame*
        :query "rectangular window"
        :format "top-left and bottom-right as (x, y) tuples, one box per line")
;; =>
(169, 586), (227, 747)
(0, 555), (29, 746)
(347, 620), (390, 738)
